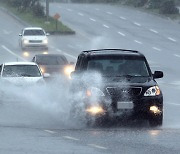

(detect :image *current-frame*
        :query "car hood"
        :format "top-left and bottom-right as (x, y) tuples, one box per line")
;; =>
(1, 77), (44, 86)
(39, 65), (65, 74)
(103, 76), (156, 86)
(23, 36), (47, 40)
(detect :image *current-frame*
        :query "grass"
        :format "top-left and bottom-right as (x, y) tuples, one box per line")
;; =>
(0, 2), (75, 34)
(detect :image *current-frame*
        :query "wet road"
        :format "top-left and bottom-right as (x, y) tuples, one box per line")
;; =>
(0, 3), (180, 154)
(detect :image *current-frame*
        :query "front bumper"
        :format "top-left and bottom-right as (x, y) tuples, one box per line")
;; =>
(84, 95), (163, 118)
(22, 42), (48, 48)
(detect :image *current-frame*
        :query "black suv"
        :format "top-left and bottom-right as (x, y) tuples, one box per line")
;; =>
(71, 49), (163, 127)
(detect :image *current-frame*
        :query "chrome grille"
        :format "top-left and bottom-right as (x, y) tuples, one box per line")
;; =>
(29, 40), (42, 43)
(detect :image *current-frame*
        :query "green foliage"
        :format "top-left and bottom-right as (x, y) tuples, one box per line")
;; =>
(147, 0), (163, 9)
(125, 0), (148, 7)
(159, 0), (179, 14)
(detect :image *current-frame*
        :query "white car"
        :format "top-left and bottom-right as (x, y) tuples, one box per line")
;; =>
(19, 27), (49, 50)
(0, 62), (45, 86)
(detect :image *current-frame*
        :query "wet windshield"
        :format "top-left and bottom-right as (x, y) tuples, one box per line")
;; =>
(2, 65), (41, 77)
(87, 58), (150, 77)
(36, 56), (68, 65)
(24, 30), (45, 36)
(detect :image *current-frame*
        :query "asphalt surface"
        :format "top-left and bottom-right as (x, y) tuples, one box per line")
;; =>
(0, 3), (180, 154)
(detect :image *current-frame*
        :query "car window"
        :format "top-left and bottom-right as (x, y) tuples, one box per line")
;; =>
(87, 58), (150, 77)
(23, 30), (45, 36)
(2, 65), (41, 77)
(36, 56), (68, 65)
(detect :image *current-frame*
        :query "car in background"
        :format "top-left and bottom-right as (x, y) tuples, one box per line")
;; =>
(32, 54), (74, 79)
(70, 49), (164, 127)
(0, 62), (45, 86)
(19, 27), (49, 50)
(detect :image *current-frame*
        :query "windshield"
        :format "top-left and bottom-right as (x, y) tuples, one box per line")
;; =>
(23, 30), (45, 36)
(36, 56), (68, 65)
(87, 58), (150, 77)
(2, 65), (41, 77)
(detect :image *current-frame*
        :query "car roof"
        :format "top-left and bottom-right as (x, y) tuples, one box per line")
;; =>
(81, 49), (144, 57)
(3, 62), (37, 66)
(23, 27), (44, 30)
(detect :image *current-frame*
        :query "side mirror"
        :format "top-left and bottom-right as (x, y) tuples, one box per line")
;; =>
(19, 34), (22, 36)
(153, 71), (163, 79)
(43, 73), (50, 78)
(46, 33), (50, 36)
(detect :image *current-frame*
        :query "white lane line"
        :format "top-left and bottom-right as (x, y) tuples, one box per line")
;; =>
(95, 8), (100, 11)
(1, 45), (26, 61)
(56, 48), (76, 59)
(78, 12), (84, 16)
(63, 136), (79, 141)
(118, 31), (126, 36)
(89, 18), (96, 22)
(67, 8), (72, 12)
(103, 24), (109, 28)
(134, 40), (142, 44)
(106, 11), (113, 15)
(152, 47), (161, 51)
(150, 29), (158, 34)
(119, 16), (127, 20)
(133, 22), (141, 26)
(3, 30), (12, 35)
(44, 130), (56, 134)
(174, 54), (180, 58)
(88, 144), (107, 150)
(168, 37), (177, 42)
(167, 103), (180, 106)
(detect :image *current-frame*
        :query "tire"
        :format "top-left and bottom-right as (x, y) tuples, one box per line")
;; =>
(149, 114), (163, 127)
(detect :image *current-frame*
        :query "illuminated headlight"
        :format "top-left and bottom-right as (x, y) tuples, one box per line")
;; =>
(23, 52), (29, 57)
(144, 86), (161, 96)
(23, 39), (29, 44)
(64, 65), (74, 79)
(150, 106), (161, 114)
(40, 67), (45, 73)
(86, 87), (105, 97)
(43, 39), (48, 44)
(86, 106), (105, 115)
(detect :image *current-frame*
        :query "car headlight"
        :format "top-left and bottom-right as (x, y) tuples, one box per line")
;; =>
(40, 67), (45, 74)
(86, 105), (105, 115)
(86, 87), (105, 97)
(43, 39), (48, 44)
(64, 65), (75, 79)
(23, 52), (30, 57)
(144, 86), (161, 96)
(23, 39), (29, 44)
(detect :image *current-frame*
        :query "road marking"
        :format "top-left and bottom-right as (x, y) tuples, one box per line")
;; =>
(150, 29), (158, 34)
(152, 47), (161, 51)
(119, 16), (127, 20)
(88, 144), (107, 150)
(1, 45), (26, 61)
(106, 11), (112, 15)
(44, 130), (56, 134)
(95, 8), (100, 11)
(89, 18), (96, 22)
(3, 30), (12, 35)
(67, 8), (72, 12)
(118, 31), (126, 36)
(56, 48), (76, 59)
(134, 40), (142, 44)
(168, 37), (177, 42)
(78, 12), (84, 16)
(63, 136), (79, 141)
(103, 24), (109, 28)
(133, 22), (141, 26)
(174, 54), (180, 58)
(167, 103), (180, 106)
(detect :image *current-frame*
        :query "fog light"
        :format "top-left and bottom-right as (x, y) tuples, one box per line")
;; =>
(150, 106), (161, 114)
(23, 52), (29, 57)
(86, 106), (104, 115)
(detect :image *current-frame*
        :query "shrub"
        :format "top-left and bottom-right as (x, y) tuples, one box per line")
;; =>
(32, 2), (45, 17)
(159, 0), (179, 14)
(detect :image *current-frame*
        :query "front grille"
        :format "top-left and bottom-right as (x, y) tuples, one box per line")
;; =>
(29, 40), (42, 43)
(106, 87), (142, 98)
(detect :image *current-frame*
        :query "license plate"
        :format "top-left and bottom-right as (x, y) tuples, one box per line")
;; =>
(117, 102), (134, 109)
